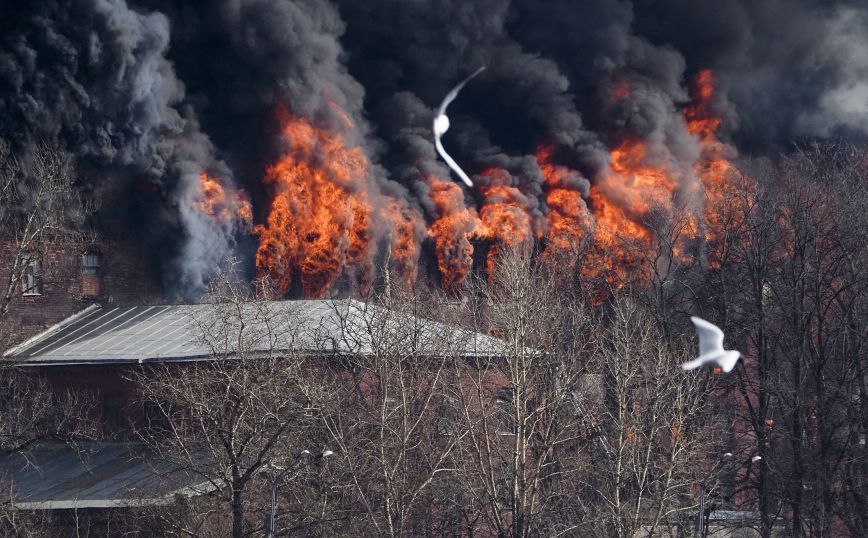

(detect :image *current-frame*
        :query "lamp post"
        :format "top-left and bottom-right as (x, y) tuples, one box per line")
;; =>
(265, 449), (333, 538)
(696, 453), (761, 537)
(697, 452), (733, 537)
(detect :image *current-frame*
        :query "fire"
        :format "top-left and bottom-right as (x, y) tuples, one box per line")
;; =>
(685, 69), (754, 268)
(382, 199), (423, 286)
(610, 79), (631, 104)
(575, 70), (742, 292)
(580, 139), (672, 293)
(245, 70), (743, 299)
(196, 172), (252, 226)
(478, 168), (538, 276)
(684, 70), (722, 142)
(536, 145), (593, 267)
(254, 109), (373, 297)
(426, 177), (481, 291)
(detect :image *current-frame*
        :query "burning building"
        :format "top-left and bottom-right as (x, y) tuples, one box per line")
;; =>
(2, 1), (868, 535)
(2, 0), (866, 306)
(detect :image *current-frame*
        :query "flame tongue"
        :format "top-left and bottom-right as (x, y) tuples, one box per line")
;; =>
(382, 200), (423, 287)
(196, 172), (252, 226)
(686, 69), (754, 269)
(426, 177), (481, 291)
(477, 168), (539, 276)
(254, 111), (373, 297)
(536, 144), (593, 264)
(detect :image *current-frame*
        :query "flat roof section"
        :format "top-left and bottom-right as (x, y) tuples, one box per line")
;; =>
(0, 442), (216, 510)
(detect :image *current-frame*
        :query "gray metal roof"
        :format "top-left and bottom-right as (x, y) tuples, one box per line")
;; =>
(3, 299), (507, 366)
(0, 442), (215, 509)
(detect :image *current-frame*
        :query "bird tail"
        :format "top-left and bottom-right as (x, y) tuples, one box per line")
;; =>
(720, 351), (741, 373)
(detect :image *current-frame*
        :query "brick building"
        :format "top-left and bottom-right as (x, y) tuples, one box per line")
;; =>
(0, 239), (163, 352)
(0, 299), (509, 535)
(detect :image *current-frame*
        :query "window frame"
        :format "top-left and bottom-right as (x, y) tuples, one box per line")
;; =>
(20, 253), (43, 296)
(496, 387), (516, 436)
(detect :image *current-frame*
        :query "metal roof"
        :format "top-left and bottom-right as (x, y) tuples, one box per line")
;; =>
(3, 299), (507, 366)
(0, 442), (215, 509)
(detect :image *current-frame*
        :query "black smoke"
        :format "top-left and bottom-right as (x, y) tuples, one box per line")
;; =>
(2, 0), (867, 296)
(631, 0), (868, 152)
(0, 0), (249, 297)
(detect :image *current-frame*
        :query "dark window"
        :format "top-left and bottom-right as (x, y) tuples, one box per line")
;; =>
(303, 399), (319, 418)
(21, 253), (42, 296)
(384, 384), (397, 404)
(497, 462), (515, 509)
(81, 253), (102, 297)
(80, 253), (102, 276)
(436, 398), (458, 437)
(102, 393), (124, 437)
(496, 387), (516, 436)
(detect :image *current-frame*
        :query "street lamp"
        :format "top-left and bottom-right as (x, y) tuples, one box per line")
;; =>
(697, 452), (733, 537)
(265, 449), (333, 538)
(697, 453), (761, 537)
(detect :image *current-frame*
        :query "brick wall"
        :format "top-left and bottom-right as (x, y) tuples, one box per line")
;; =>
(0, 239), (163, 353)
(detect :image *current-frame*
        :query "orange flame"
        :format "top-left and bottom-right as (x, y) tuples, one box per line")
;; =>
(581, 139), (670, 295)
(196, 172), (252, 226)
(685, 69), (754, 269)
(478, 168), (538, 277)
(381, 199), (423, 286)
(536, 145), (593, 269)
(426, 177), (481, 291)
(246, 70), (745, 299)
(610, 80), (631, 104)
(254, 109), (373, 297)
(685, 70), (722, 142)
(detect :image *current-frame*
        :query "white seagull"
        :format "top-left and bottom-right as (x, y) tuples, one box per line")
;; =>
(433, 66), (486, 187)
(681, 316), (741, 373)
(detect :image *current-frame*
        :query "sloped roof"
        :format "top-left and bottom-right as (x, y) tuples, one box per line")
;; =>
(3, 299), (507, 366)
(0, 442), (215, 509)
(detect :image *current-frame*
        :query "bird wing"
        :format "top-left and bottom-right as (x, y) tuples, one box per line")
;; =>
(681, 355), (713, 371)
(691, 316), (725, 356)
(436, 66), (486, 116)
(434, 134), (474, 187)
(719, 350), (741, 373)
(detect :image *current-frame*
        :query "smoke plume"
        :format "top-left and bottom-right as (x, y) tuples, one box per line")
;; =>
(2, 0), (867, 298)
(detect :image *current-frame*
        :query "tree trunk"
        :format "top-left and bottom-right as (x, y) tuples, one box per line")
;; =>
(232, 480), (245, 538)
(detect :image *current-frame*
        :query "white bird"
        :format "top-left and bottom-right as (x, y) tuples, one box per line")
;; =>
(752, 455), (763, 463)
(433, 66), (486, 187)
(681, 316), (741, 373)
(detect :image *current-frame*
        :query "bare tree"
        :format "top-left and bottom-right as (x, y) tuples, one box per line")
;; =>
(441, 245), (595, 537)
(0, 138), (89, 349)
(309, 289), (469, 537)
(132, 272), (323, 538)
(576, 295), (726, 538)
(702, 143), (868, 537)
(757, 147), (868, 538)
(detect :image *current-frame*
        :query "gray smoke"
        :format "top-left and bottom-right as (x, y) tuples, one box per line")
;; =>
(0, 0), (248, 297)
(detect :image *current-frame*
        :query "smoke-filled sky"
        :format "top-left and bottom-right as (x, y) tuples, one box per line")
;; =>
(2, 0), (867, 298)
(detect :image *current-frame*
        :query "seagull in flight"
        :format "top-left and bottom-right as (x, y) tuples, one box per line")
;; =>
(681, 316), (741, 373)
(433, 66), (485, 187)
